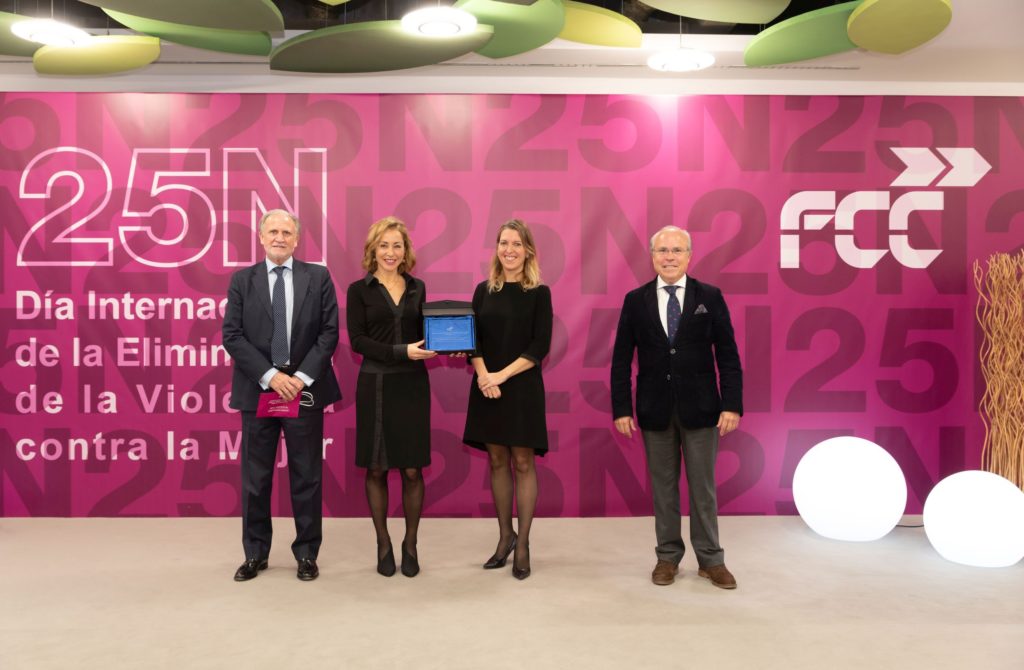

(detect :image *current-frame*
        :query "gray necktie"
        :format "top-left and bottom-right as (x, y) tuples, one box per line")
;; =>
(665, 285), (681, 341)
(271, 266), (289, 366)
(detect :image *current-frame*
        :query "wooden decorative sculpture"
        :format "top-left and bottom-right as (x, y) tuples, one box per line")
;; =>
(974, 251), (1024, 489)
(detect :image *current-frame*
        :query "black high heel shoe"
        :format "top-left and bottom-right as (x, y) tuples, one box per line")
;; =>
(483, 533), (517, 570)
(401, 540), (419, 578)
(512, 542), (530, 580)
(377, 541), (396, 577)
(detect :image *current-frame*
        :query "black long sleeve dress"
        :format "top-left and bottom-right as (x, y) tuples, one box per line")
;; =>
(347, 273), (430, 469)
(463, 281), (552, 455)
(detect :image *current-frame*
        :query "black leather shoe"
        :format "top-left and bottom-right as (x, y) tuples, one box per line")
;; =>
(233, 558), (268, 582)
(483, 533), (517, 570)
(512, 543), (530, 581)
(296, 557), (319, 581)
(377, 542), (396, 577)
(401, 540), (419, 578)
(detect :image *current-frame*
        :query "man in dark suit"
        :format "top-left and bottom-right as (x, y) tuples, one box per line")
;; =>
(611, 226), (743, 589)
(222, 209), (341, 582)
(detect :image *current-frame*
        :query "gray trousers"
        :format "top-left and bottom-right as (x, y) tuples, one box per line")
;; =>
(641, 414), (724, 568)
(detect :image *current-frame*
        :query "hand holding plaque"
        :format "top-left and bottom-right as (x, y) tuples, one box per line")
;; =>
(406, 339), (438, 360)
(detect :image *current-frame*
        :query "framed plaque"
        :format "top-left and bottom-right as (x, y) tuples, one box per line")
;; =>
(423, 300), (476, 353)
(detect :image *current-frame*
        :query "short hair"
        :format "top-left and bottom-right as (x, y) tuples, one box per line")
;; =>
(362, 216), (416, 275)
(259, 209), (301, 236)
(487, 219), (542, 292)
(649, 226), (691, 253)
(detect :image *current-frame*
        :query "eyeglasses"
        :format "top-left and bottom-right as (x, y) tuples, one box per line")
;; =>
(653, 247), (691, 256)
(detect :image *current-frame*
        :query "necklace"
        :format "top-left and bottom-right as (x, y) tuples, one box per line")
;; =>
(375, 273), (404, 292)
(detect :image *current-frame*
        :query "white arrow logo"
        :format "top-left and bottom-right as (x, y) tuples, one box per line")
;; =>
(936, 147), (992, 187)
(891, 147), (990, 187)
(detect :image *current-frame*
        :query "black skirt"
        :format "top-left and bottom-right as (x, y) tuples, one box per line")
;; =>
(355, 370), (431, 469)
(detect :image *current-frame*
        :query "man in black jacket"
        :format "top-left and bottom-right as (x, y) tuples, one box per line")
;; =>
(610, 226), (742, 589)
(222, 209), (341, 582)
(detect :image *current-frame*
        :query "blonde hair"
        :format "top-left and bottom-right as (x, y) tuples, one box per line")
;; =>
(362, 216), (416, 274)
(487, 219), (542, 293)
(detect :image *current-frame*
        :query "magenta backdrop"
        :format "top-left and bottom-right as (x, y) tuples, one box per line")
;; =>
(2, 93), (1022, 517)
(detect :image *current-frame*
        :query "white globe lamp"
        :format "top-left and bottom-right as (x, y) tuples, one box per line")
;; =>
(793, 436), (907, 541)
(923, 470), (1024, 568)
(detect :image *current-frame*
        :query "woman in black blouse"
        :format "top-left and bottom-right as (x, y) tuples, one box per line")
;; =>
(347, 217), (436, 578)
(463, 219), (553, 580)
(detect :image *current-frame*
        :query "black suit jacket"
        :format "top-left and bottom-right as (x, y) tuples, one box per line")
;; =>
(222, 259), (342, 411)
(610, 275), (742, 430)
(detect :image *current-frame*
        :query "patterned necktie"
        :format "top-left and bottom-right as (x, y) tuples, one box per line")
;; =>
(271, 266), (289, 366)
(665, 285), (681, 341)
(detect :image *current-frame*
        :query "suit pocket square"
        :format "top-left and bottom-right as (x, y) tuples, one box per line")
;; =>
(694, 304), (708, 315)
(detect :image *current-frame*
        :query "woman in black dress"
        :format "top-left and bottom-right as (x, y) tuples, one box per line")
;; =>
(463, 219), (552, 580)
(347, 216), (436, 578)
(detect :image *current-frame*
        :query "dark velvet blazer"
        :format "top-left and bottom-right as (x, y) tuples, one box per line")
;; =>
(610, 275), (743, 430)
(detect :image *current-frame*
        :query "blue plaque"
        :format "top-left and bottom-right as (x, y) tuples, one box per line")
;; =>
(423, 299), (475, 353)
(424, 315), (476, 353)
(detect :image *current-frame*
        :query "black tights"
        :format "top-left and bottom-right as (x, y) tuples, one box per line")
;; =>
(365, 468), (424, 559)
(486, 445), (537, 570)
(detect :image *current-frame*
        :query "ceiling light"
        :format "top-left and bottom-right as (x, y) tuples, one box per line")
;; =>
(646, 48), (715, 73)
(401, 7), (478, 37)
(11, 18), (90, 47)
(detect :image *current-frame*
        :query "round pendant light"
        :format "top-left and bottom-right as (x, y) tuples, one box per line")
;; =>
(11, 18), (89, 47)
(647, 48), (715, 73)
(401, 7), (478, 37)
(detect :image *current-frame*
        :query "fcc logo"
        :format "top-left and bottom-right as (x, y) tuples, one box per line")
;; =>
(780, 147), (991, 269)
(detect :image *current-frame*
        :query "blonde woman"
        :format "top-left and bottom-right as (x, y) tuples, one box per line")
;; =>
(463, 219), (553, 580)
(347, 217), (436, 578)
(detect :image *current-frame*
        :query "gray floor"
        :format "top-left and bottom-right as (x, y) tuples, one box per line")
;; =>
(1, 516), (1021, 670)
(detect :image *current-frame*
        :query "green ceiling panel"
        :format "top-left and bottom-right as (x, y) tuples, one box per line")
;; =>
(848, 0), (951, 55)
(34, 35), (160, 75)
(744, 2), (860, 67)
(560, 0), (642, 48)
(0, 12), (41, 57)
(641, 0), (791, 24)
(102, 9), (271, 55)
(81, 0), (283, 33)
(454, 0), (564, 59)
(270, 21), (495, 74)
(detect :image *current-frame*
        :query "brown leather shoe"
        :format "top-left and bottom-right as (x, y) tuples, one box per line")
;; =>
(651, 560), (679, 586)
(698, 564), (737, 590)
